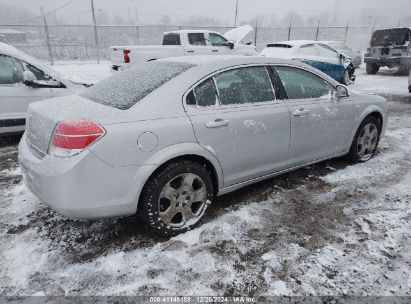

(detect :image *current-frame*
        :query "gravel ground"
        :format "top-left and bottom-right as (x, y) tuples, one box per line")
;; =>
(0, 65), (410, 296)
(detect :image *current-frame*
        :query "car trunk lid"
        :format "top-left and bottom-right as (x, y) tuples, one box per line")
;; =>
(25, 96), (127, 158)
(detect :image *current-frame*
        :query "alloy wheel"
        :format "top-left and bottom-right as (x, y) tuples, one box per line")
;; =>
(356, 123), (379, 161)
(158, 173), (209, 228)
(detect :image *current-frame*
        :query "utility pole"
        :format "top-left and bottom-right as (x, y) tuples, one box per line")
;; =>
(234, 0), (239, 27)
(41, 7), (54, 65)
(90, 0), (100, 63)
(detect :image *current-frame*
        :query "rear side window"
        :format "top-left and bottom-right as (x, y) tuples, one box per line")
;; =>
(275, 66), (333, 100)
(187, 66), (275, 107)
(188, 33), (207, 46)
(163, 33), (181, 45)
(81, 61), (195, 110)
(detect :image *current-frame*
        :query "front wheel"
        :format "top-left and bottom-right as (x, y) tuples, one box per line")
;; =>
(348, 117), (381, 163)
(140, 160), (214, 236)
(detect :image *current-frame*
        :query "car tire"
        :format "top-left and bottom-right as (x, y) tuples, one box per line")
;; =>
(347, 116), (381, 163)
(398, 65), (411, 76)
(366, 63), (379, 75)
(139, 160), (214, 236)
(342, 69), (351, 85)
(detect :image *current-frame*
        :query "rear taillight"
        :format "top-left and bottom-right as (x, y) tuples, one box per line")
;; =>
(49, 120), (105, 158)
(367, 47), (371, 53)
(123, 49), (130, 63)
(400, 45), (408, 52)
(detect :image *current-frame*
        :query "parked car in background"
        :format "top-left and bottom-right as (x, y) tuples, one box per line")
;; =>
(0, 43), (91, 135)
(20, 56), (388, 236)
(260, 40), (356, 85)
(364, 27), (411, 75)
(321, 41), (362, 68)
(110, 25), (257, 71)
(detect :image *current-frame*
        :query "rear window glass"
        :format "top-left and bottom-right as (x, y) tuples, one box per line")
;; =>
(163, 33), (181, 45)
(80, 61), (195, 110)
(371, 28), (410, 47)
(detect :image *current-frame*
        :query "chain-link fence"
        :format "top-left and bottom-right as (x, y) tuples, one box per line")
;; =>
(0, 23), (407, 63)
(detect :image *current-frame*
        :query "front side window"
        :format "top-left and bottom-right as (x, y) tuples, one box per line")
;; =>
(316, 44), (339, 58)
(275, 66), (334, 100)
(209, 33), (228, 47)
(188, 33), (207, 46)
(299, 44), (318, 56)
(214, 66), (275, 105)
(0, 55), (23, 84)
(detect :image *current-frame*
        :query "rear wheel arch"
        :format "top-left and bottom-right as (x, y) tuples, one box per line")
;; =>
(136, 153), (221, 215)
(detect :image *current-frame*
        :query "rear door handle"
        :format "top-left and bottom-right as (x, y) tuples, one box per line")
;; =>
(206, 119), (229, 128)
(293, 108), (310, 117)
(187, 50), (194, 53)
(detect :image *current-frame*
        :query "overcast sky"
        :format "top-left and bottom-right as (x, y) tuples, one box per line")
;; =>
(1, 0), (411, 25)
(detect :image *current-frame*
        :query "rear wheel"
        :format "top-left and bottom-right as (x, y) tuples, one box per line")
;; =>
(140, 160), (214, 236)
(366, 63), (380, 75)
(348, 116), (381, 163)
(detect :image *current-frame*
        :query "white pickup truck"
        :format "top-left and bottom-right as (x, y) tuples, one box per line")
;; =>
(110, 26), (257, 71)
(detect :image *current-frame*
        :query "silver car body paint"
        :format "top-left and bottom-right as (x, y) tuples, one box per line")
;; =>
(19, 56), (388, 219)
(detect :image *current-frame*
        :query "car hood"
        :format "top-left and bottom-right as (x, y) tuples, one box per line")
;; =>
(224, 25), (253, 43)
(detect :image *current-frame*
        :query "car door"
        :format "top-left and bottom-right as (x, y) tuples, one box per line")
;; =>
(208, 33), (232, 55)
(0, 55), (52, 130)
(185, 33), (213, 55)
(185, 65), (291, 187)
(273, 65), (354, 166)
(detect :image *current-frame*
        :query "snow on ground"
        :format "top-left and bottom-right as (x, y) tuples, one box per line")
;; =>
(46, 60), (112, 84)
(351, 66), (410, 96)
(0, 62), (411, 296)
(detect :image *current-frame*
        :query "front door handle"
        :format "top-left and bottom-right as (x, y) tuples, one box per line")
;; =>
(206, 119), (229, 128)
(212, 49), (219, 52)
(293, 108), (310, 117)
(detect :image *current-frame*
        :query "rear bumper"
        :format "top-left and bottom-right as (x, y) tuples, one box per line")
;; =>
(364, 56), (411, 66)
(18, 135), (149, 219)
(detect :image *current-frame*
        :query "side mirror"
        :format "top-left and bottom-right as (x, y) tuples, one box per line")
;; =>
(335, 85), (349, 98)
(227, 41), (235, 49)
(23, 70), (36, 87)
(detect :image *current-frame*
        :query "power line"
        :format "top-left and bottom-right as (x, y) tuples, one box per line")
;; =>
(44, 0), (78, 17)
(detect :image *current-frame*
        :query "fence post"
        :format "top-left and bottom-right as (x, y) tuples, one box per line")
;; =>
(136, 26), (140, 45)
(90, 0), (100, 64)
(254, 21), (258, 47)
(41, 7), (54, 65)
(344, 21), (349, 43)
(288, 20), (292, 40)
(315, 21), (320, 41)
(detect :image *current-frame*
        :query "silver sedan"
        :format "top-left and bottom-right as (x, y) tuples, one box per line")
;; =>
(19, 56), (388, 236)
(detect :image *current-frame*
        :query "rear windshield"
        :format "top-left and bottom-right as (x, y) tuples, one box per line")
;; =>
(163, 33), (181, 45)
(371, 28), (410, 47)
(80, 61), (195, 110)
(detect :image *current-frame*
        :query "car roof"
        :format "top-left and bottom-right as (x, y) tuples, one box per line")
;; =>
(164, 30), (219, 35)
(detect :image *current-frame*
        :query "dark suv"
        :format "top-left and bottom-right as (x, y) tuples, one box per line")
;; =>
(364, 28), (411, 75)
